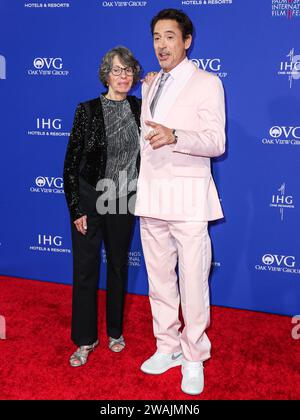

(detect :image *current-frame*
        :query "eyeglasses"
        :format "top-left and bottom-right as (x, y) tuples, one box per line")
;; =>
(110, 66), (135, 76)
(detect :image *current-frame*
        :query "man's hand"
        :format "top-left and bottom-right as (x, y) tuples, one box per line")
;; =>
(74, 215), (88, 235)
(145, 121), (176, 150)
(141, 71), (158, 85)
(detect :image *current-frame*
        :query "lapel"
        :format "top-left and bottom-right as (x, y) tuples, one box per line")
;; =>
(158, 60), (196, 125)
(141, 74), (161, 150)
(92, 98), (106, 148)
(141, 61), (196, 151)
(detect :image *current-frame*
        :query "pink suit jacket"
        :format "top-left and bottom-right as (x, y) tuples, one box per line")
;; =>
(135, 59), (226, 221)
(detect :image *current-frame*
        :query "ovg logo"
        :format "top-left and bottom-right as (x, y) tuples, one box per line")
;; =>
(255, 253), (300, 275)
(28, 57), (69, 76)
(101, 1), (147, 7)
(30, 176), (64, 194)
(35, 176), (63, 188)
(0, 55), (6, 79)
(262, 125), (300, 146)
(270, 126), (300, 139)
(33, 57), (63, 70)
(191, 58), (227, 78)
(192, 58), (221, 71)
(262, 254), (295, 268)
(270, 127), (281, 138)
(278, 48), (300, 88)
(36, 176), (46, 187)
(270, 183), (295, 221)
(33, 58), (44, 69)
(262, 254), (275, 265)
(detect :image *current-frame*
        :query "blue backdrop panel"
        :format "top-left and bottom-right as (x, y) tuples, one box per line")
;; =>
(0, 0), (299, 316)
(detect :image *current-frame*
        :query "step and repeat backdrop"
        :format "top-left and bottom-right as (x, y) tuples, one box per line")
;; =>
(0, 0), (299, 316)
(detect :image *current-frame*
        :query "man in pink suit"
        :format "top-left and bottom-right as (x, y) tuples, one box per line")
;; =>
(135, 9), (226, 395)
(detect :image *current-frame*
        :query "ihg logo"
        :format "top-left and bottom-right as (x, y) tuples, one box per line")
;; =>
(37, 118), (62, 130)
(38, 235), (62, 247)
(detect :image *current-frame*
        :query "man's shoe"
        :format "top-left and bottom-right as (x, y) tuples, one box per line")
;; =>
(181, 359), (204, 395)
(141, 350), (183, 374)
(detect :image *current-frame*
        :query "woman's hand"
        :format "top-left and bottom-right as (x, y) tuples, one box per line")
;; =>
(74, 215), (88, 235)
(142, 71), (158, 85)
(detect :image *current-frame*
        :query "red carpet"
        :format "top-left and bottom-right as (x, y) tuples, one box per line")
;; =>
(0, 275), (299, 400)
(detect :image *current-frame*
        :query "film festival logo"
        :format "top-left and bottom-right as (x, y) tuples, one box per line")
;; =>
(191, 58), (228, 78)
(0, 55), (6, 80)
(29, 234), (71, 254)
(30, 176), (64, 194)
(278, 48), (300, 88)
(103, 246), (221, 270)
(262, 125), (300, 146)
(27, 117), (70, 138)
(181, 0), (233, 6)
(270, 183), (295, 221)
(102, 248), (142, 267)
(255, 253), (300, 275)
(28, 57), (69, 77)
(272, 0), (300, 19)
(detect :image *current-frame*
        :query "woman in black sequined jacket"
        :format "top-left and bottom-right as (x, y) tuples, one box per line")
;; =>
(63, 46), (142, 367)
(63, 94), (141, 223)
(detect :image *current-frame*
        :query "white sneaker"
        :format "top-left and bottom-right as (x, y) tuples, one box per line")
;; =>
(141, 350), (183, 374)
(181, 359), (204, 395)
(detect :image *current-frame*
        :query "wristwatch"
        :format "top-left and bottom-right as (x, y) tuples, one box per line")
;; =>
(172, 129), (178, 144)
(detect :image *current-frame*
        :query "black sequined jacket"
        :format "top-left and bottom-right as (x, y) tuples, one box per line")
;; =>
(63, 95), (141, 221)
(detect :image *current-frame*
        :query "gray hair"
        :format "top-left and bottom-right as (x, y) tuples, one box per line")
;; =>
(99, 46), (142, 88)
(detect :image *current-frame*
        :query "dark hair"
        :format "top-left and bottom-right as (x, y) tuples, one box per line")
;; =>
(151, 9), (194, 40)
(98, 46), (142, 87)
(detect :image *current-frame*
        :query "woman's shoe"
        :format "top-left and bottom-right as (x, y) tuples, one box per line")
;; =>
(108, 335), (125, 353)
(69, 339), (99, 367)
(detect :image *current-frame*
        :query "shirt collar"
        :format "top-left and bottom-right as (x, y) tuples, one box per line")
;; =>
(159, 57), (189, 81)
